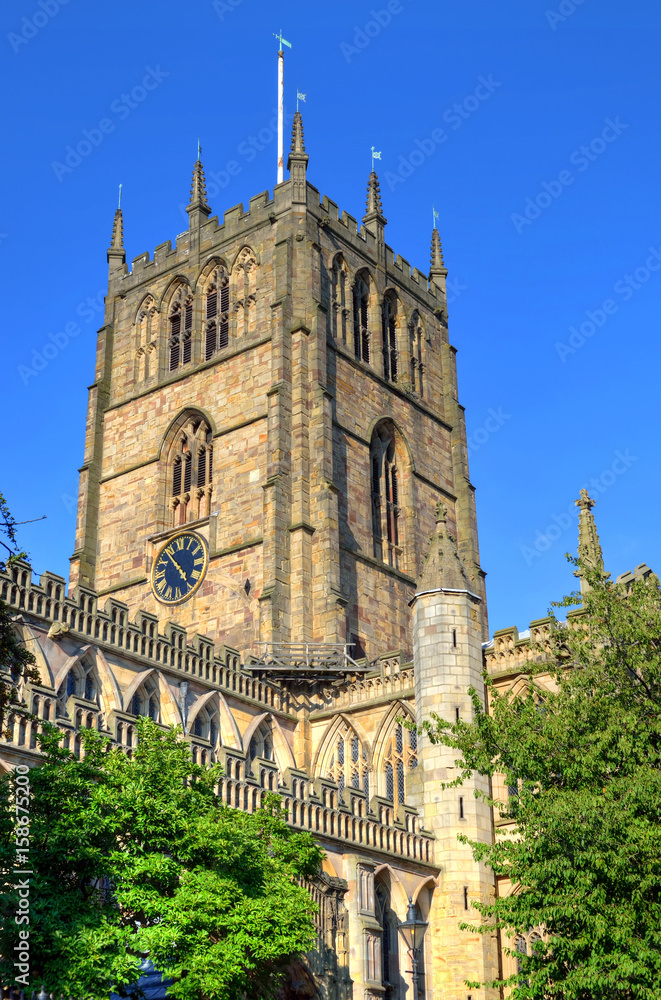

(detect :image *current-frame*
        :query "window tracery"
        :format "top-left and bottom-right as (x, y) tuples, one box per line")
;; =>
(370, 421), (403, 568)
(204, 266), (230, 360)
(130, 677), (159, 721)
(382, 291), (400, 384)
(235, 248), (257, 338)
(135, 296), (157, 382)
(331, 254), (350, 343)
(56, 659), (98, 718)
(169, 414), (213, 526)
(248, 720), (274, 762)
(383, 721), (417, 808)
(168, 286), (193, 372)
(353, 271), (372, 363)
(326, 723), (370, 802)
(409, 310), (425, 396)
(191, 704), (220, 746)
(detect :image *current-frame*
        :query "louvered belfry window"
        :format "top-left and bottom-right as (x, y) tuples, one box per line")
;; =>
(205, 269), (230, 360)
(382, 294), (399, 384)
(168, 307), (181, 371)
(353, 274), (371, 364)
(169, 415), (214, 526)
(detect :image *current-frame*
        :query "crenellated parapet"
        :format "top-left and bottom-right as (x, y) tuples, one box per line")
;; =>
(1, 560), (289, 715)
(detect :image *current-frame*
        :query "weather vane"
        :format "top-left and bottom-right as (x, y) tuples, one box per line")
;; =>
(371, 146), (382, 172)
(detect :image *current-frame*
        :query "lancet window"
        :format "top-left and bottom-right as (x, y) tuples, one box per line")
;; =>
(56, 660), (98, 719)
(169, 414), (213, 526)
(235, 248), (257, 338)
(168, 287), (193, 372)
(353, 272), (371, 363)
(191, 705), (220, 746)
(370, 421), (403, 568)
(409, 310), (425, 395)
(130, 677), (159, 721)
(382, 291), (400, 384)
(326, 723), (370, 802)
(331, 254), (350, 343)
(204, 267), (230, 360)
(248, 721), (274, 762)
(383, 721), (417, 808)
(135, 297), (157, 382)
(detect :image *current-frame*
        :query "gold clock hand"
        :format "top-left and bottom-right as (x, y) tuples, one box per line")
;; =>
(164, 548), (188, 583)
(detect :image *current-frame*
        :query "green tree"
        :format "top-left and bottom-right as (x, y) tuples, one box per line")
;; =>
(0, 719), (323, 1000)
(425, 561), (661, 999)
(0, 492), (41, 735)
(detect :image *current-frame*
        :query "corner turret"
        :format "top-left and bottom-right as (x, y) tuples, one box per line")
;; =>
(574, 489), (608, 594)
(107, 207), (126, 278)
(186, 156), (212, 230)
(429, 227), (448, 296)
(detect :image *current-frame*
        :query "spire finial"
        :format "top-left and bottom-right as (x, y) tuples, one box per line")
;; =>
(186, 156), (211, 227)
(118, 182), (122, 209)
(107, 197), (125, 272)
(574, 489), (608, 594)
(365, 170), (385, 218)
(363, 168), (387, 253)
(417, 500), (472, 593)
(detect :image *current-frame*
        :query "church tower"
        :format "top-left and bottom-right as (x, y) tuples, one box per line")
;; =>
(69, 115), (486, 661)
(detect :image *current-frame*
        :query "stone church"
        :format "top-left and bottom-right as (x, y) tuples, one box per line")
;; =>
(3, 109), (617, 999)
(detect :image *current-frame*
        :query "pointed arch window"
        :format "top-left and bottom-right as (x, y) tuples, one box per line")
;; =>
(130, 677), (159, 721)
(374, 877), (400, 990)
(326, 723), (370, 803)
(409, 310), (425, 396)
(249, 720), (274, 763)
(204, 267), (230, 360)
(353, 272), (371, 363)
(382, 721), (417, 809)
(235, 248), (257, 338)
(169, 415), (213, 525)
(331, 254), (350, 344)
(370, 421), (403, 568)
(135, 297), (157, 382)
(191, 705), (220, 746)
(382, 291), (399, 384)
(168, 288), (193, 372)
(57, 659), (99, 718)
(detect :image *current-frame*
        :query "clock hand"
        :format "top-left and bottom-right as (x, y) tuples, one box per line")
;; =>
(164, 548), (188, 584)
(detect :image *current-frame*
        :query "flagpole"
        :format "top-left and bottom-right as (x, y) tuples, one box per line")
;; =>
(277, 45), (284, 183)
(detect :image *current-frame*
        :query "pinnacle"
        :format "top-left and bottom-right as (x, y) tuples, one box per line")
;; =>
(574, 489), (608, 594)
(429, 227), (447, 277)
(364, 170), (385, 219)
(186, 158), (211, 217)
(109, 208), (124, 250)
(417, 500), (472, 594)
(290, 110), (306, 154)
(107, 207), (125, 267)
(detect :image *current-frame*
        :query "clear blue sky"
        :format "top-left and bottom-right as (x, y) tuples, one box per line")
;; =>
(2, 0), (660, 634)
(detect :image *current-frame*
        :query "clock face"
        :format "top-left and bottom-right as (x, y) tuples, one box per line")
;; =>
(151, 531), (208, 606)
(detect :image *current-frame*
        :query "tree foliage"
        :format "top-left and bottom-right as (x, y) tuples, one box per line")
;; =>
(0, 719), (323, 1000)
(0, 491), (40, 734)
(425, 561), (661, 999)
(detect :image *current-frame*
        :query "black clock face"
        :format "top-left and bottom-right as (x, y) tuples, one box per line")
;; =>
(151, 532), (208, 605)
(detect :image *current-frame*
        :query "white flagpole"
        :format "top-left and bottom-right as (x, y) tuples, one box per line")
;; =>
(277, 46), (284, 183)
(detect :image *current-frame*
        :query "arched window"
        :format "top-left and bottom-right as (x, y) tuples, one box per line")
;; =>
(382, 291), (400, 384)
(248, 720), (274, 763)
(135, 296), (157, 382)
(326, 723), (370, 803)
(375, 876), (399, 990)
(370, 420), (403, 568)
(191, 705), (220, 746)
(409, 310), (425, 396)
(169, 415), (213, 526)
(331, 254), (350, 343)
(130, 677), (159, 722)
(168, 287), (193, 372)
(58, 659), (98, 717)
(235, 248), (257, 338)
(353, 272), (371, 363)
(204, 266), (230, 360)
(383, 722), (417, 809)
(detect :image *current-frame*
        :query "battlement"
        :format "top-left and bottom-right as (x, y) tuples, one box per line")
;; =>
(2, 561), (291, 715)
